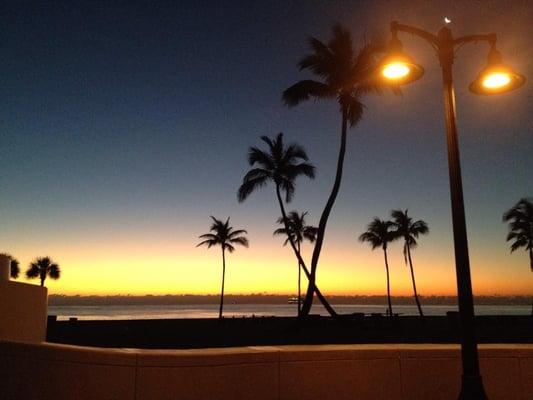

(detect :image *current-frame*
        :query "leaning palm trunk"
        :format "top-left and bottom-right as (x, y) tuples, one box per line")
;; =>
(297, 242), (302, 316)
(407, 245), (424, 318)
(383, 247), (393, 318)
(301, 108), (348, 316)
(275, 186), (338, 317)
(219, 247), (226, 319)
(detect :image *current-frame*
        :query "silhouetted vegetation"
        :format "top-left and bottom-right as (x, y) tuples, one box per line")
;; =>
(274, 211), (318, 316)
(390, 210), (429, 318)
(503, 197), (533, 271)
(0, 253), (20, 279)
(25, 256), (61, 287)
(197, 217), (249, 319)
(359, 218), (396, 318)
(237, 133), (337, 317)
(283, 24), (394, 316)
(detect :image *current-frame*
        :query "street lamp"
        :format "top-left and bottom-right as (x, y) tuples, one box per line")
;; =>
(378, 21), (525, 400)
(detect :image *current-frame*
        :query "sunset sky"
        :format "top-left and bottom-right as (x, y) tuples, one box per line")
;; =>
(2, 1), (532, 297)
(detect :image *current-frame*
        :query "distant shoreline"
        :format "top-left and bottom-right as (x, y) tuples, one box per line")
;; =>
(48, 294), (532, 306)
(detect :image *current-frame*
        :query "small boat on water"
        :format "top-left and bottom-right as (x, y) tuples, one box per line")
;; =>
(288, 296), (303, 304)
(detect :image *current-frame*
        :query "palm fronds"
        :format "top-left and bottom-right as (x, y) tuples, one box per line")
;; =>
(25, 256), (61, 287)
(503, 198), (533, 270)
(238, 133), (315, 204)
(0, 253), (20, 279)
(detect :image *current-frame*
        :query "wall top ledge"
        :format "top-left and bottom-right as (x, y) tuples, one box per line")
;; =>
(0, 280), (47, 291)
(1, 340), (532, 367)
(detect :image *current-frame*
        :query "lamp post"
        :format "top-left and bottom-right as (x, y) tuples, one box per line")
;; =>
(378, 21), (525, 400)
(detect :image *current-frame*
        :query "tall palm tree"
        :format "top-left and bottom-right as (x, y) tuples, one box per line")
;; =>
(283, 25), (393, 315)
(197, 217), (249, 319)
(390, 209), (428, 318)
(0, 253), (20, 279)
(274, 211), (318, 315)
(26, 256), (61, 287)
(359, 218), (396, 318)
(503, 197), (533, 271)
(237, 133), (337, 316)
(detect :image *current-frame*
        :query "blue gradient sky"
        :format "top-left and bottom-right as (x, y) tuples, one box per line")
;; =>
(2, 1), (532, 296)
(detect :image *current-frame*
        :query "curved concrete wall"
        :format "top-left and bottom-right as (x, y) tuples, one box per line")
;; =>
(0, 340), (532, 400)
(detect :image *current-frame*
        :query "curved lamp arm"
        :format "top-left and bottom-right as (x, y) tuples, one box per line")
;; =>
(392, 21), (497, 55)
(391, 21), (439, 47)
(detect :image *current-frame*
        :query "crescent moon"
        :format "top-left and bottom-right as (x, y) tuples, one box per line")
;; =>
(444, 17), (451, 24)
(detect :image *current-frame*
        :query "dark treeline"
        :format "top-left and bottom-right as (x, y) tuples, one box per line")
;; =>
(48, 294), (531, 307)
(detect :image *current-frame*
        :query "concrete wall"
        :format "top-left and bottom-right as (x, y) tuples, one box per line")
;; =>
(0, 341), (532, 400)
(0, 254), (10, 281)
(0, 281), (48, 342)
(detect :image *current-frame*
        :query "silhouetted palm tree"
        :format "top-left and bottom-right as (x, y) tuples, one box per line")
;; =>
(10, 258), (19, 279)
(283, 25), (392, 315)
(237, 133), (337, 316)
(503, 198), (533, 271)
(197, 217), (249, 319)
(274, 211), (318, 315)
(0, 253), (20, 279)
(26, 256), (61, 287)
(359, 218), (396, 318)
(390, 209), (428, 318)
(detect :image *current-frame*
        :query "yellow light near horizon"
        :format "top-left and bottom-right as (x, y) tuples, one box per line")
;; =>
(382, 62), (411, 80)
(481, 72), (512, 89)
(11, 230), (533, 297)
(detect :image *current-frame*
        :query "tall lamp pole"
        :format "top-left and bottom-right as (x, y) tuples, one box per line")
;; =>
(378, 21), (525, 399)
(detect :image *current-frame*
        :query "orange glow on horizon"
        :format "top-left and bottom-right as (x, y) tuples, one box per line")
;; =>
(4, 222), (531, 298)
(9, 237), (530, 298)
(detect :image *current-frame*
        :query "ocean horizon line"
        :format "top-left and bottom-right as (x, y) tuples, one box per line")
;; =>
(48, 293), (532, 306)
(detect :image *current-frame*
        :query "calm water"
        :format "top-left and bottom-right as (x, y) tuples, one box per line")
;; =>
(48, 304), (531, 321)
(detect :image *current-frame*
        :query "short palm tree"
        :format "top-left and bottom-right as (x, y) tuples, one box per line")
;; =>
(0, 253), (20, 279)
(274, 211), (318, 315)
(10, 257), (19, 279)
(26, 256), (61, 287)
(359, 218), (396, 318)
(503, 198), (533, 271)
(390, 209), (428, 318)
(283, 25), (393, 316)
(197, 217), (249, 319)
(237, 133), (337, 316)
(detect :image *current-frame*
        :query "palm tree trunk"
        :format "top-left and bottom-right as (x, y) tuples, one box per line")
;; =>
(219, 247), (226, 319)
(528, 248), (533, 315)
(40, 271), (45, 287)
(301, 106), (348, 316)
(383, 247), (393, 319)
(275, 185), (337, 317)
(297, 242), (301, 317)
(407, 244), (424, 318)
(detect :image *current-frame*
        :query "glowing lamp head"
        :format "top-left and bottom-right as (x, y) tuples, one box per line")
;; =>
(469, 47), (525, 95)
(382, 62), (411, 79)
(379, 55), (424, 85)
(378, 35), (424, 86)
(481, 72), (511, 89)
